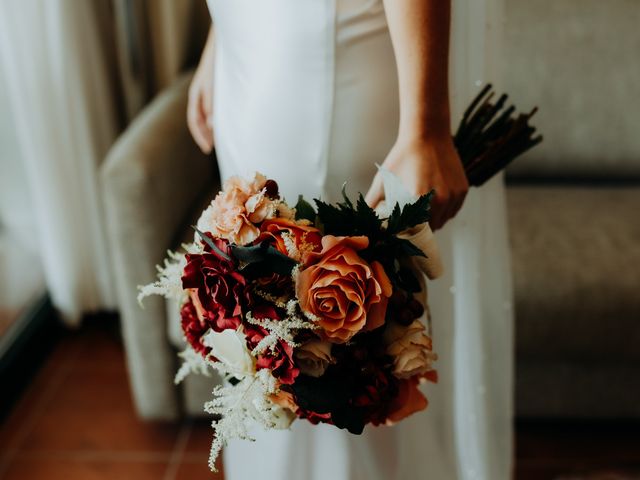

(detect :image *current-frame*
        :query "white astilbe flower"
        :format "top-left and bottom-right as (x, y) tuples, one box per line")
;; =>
(183, 240), (205, 255)
(254, 288), (289, 309)
(204, 369), (283, 472)
(281, 231), (300, 261)
(245, 301), (317, 356)
(174, 345), (213, 384)
(137, 249), (188, 305)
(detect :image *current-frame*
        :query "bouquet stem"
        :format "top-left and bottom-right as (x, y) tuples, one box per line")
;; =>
(454, 84), (543, 186)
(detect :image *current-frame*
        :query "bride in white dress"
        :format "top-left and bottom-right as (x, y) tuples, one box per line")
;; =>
(188, 0), (513, 479)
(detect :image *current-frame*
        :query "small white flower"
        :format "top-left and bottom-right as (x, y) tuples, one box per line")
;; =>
(270, 404), (296, 429)
(203, 329), (255, 377)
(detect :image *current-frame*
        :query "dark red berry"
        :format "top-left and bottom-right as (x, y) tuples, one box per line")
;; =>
(408, 299), (424, 317)
(398, 308), (414, 326)
(389, 289), (408, 308)
(264, 179), (279, 199)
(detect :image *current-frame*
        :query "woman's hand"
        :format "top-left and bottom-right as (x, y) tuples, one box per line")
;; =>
(374, 0), (462, 230)
(365, 135), (468, 231)
(187, 30), (215, 154)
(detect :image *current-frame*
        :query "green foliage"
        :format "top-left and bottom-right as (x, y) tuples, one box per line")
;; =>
(311, 188), (432, 292)
(193, 227), (232, 261)
(294, 195), (316, 222)
(230, 242), (297, 277)
(385, 191), (435, 235)
(314, 193), (383, 238)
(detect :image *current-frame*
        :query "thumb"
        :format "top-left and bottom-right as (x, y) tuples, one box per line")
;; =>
(365, 172), (384, 208)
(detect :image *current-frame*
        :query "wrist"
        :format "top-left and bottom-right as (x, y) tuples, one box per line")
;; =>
(397, 110), (451, 145)
(397, 123), (451, 147)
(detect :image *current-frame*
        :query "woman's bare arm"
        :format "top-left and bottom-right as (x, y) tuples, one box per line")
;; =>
(188, 27), (216, 154)
(365, 0), (468, 230)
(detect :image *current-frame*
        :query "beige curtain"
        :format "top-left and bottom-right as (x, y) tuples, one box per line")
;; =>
(0, 0), (208, 325)
(112, 0), (210, 119)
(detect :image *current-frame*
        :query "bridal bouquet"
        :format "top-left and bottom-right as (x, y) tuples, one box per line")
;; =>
(139, 85), (542, 471)
(139, 170), (443, 471)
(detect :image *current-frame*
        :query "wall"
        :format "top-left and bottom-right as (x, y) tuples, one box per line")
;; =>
(504, 0), (640, 180)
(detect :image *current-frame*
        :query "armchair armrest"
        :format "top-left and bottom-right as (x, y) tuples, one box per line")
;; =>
(101, 72), (217, 419)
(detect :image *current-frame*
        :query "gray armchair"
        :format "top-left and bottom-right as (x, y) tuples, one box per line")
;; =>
(101, 72), (219, 420)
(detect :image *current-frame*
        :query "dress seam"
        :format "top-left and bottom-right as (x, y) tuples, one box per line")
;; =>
(321, 0), (338, 201)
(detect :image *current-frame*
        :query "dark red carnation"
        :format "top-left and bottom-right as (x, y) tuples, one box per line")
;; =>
(297, 409), (332, 425)
(181, 238), (250, 334)
(180, 300), (210, 356)
(244, 304), (300, 385)
(354, 364), (398, 426)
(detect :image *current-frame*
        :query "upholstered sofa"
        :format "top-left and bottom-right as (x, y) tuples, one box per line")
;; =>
(504, 0), (640, 418)
(101, 0), (640, 420)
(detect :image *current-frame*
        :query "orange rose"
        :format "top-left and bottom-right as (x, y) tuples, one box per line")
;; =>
(296, 236), (392, 343)
(258, 218), (322, 260)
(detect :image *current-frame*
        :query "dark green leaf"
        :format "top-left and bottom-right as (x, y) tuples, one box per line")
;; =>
(397, 238), (426, 258)
(397, 266), (421, 293)
(355, 194), (383, 233)
(294, 196), (317, 222)
(385, 191), (434, 235)
(192, 226), (232, 261)
(341, 183), (354, 209)
(314, 193), (383, 238)
(231, 242), (297, 276)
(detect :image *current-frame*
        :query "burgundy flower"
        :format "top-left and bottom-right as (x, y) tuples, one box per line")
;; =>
(180, 300), (210, 356)
(297, 409), (333, 425)
(181, 238), (250, 333)
(245, 305), (299, 385)
(354, 363), (399, 426)
(289, 344), (400, 433)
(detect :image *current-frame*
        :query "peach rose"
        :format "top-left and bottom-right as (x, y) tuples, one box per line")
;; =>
(258, 218), (322, 260)
(294, 339), (334, 377)
(384, 319), (437, 379)
(296, 236), (392, 343)
(196, 173), (277, 245)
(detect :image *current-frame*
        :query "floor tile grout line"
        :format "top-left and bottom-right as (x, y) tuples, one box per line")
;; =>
(0, 345), (83, 480)
(8, 451), (181, 462)
(163, 420), (193, 480)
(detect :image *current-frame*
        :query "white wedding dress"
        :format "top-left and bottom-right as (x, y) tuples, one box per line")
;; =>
(206, 0), (513, 479)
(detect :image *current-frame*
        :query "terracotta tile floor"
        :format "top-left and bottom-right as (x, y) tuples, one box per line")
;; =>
(1, 320), (639, 479)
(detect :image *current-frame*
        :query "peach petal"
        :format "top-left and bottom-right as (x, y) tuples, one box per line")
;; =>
(364, 296), (388, 332)
(370, 261), (392, 298)
(386, 379), (428, 425)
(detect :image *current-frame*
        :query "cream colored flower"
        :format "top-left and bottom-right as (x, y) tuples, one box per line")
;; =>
(384, 319), (437, 379)
(202, 328), (255, 376)
(397, 223), (444, 280)
(294, 339), (334, 377)
(269, 403), (296, 429)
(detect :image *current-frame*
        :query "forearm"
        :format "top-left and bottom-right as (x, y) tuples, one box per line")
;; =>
(383, 0), (452, 142)
(202, 26), (216, 65)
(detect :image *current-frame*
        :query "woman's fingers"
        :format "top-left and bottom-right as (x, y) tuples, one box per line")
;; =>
(365, 172), (385, 208)
(449, 188), (467, 221)
(187, 88), (214, 154)
(429, 193), (447, 230)
(432, 185), (467, 231)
